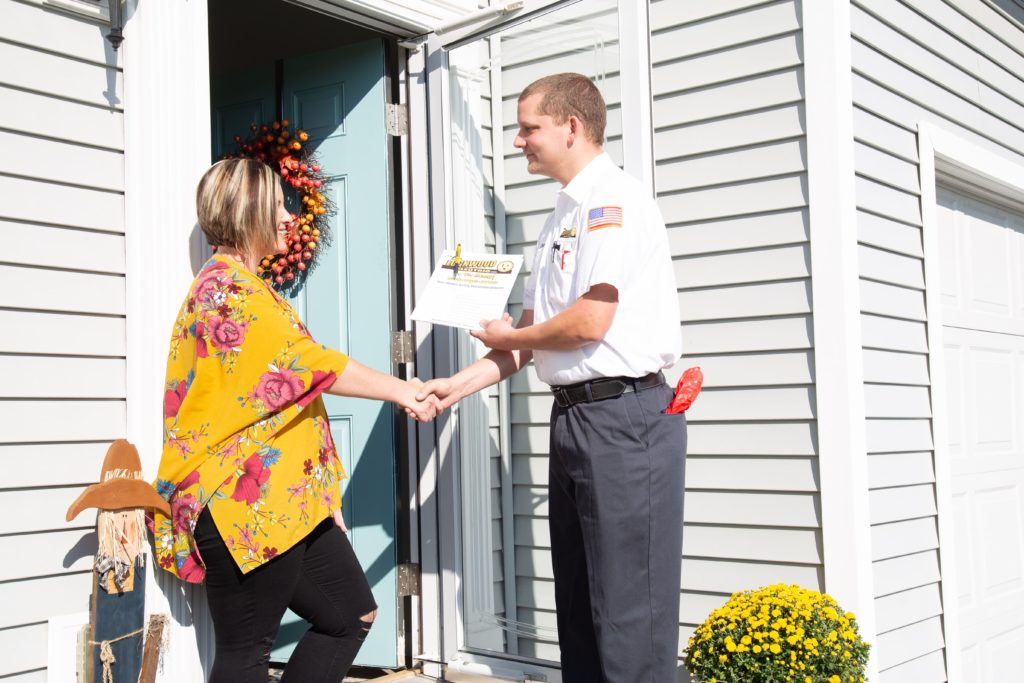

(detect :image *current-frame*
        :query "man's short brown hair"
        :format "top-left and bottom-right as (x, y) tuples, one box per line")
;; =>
(196, 158), (279, 257)
(520, 73), (607, 145)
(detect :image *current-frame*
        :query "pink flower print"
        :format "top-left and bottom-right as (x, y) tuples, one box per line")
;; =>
(319, 490), (335, 509)
(206, 315), (248, 353)
(164, 381), (187, 419)
(231, 454), (271, 505)
(178, 551), (206, 584)
(298, 370), (337, 407)
(255, 368), (305, 412)
(225, 536), (235, 550)
(195, 321), (208, 358)
(238, 526), (256, 551)
(193, 264), (230, 309)
(170, 493), (199, 533)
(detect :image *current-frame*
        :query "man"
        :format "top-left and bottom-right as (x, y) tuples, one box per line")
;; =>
(417, 73), (685, 682)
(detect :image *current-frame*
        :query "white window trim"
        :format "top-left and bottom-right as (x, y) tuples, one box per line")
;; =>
(802, 3), (878, 681)
(916, 121), (1024, 683)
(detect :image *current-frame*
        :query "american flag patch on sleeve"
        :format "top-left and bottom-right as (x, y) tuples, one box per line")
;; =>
(587, 206), (623, 231)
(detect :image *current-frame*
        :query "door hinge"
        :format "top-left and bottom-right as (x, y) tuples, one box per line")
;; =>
(397, 562), (421, 597)
(386, 103), (408, 136)
(391, 330), (415, 364)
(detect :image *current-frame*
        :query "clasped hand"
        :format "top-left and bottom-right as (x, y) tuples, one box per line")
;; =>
(400, 378), (443, 422)
(404, 314), (515, 417)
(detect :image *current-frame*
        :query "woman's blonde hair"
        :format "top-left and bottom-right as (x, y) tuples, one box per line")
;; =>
(196, 158), (279, 257)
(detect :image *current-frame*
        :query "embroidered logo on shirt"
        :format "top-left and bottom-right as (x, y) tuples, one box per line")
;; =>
(587, 206), (622, 231)
(559, 226), (577, 238)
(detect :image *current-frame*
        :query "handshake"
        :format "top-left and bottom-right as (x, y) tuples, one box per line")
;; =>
(388, 313), (520, 423)
(396, 377), (458, 423)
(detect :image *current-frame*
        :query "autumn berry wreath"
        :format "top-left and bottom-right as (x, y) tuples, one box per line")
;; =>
(222, 119), (333, 293)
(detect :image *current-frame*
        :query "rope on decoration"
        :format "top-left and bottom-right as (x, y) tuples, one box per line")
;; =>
(90, 627), (145, 683)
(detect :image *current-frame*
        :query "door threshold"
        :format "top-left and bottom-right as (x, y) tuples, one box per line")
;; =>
(270, 666), (425, 682)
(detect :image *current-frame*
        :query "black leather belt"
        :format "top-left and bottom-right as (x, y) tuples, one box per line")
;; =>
(551, 372), (665, 409)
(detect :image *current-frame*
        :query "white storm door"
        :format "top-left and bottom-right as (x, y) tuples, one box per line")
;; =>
(938, 186), (1024, 680)
(417, 0), (646, 676)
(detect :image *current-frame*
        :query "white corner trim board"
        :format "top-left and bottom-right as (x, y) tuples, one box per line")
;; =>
(802, 2), (878, 681)
(916, 120), (1024, 683)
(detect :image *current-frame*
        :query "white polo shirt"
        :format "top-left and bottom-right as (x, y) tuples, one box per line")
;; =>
(523, 153), (683, 386)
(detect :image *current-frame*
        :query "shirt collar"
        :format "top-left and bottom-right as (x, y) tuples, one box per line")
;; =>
(559, 152), (614, 204)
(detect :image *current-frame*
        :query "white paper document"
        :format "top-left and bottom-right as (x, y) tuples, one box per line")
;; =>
(411, 248), (524, 330)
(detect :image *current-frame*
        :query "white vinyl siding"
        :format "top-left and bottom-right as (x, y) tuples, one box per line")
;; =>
(0, 1), (125, 679)
(650, 0), (821, 657)
(850, 0), (1024, 679)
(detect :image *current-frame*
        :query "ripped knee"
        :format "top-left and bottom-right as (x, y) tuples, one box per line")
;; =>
(257, 635), (275, 664)
(357, 609), (376, 641)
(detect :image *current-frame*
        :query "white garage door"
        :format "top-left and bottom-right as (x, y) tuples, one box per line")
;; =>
(938, 186), (1024, 680)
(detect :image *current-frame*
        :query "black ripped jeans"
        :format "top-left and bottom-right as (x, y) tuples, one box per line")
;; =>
(194, 508), (378, 683)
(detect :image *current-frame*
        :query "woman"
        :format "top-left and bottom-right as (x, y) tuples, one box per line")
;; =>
(150, 158), (435, 682)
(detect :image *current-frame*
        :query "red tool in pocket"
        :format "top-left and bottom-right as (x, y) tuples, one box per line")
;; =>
(666, 366), (703, 414)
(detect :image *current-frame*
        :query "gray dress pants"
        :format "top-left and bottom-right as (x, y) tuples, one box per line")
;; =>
(548, 381), (686, 683)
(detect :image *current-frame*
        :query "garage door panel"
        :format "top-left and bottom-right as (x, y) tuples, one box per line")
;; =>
(971, 347), (1016, 455)
(943, 327), (1024, 466)
(938, 186), (1024, 683)
(988, 624), (1024, 679)
(952, 491), (973, 609)
(976, 484), (1024, 597)
(945, 342), (964, 456)
(938, 188), (1024, 334)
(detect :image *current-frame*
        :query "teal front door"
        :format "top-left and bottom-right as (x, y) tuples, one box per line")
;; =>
(211, 39), (399, 667)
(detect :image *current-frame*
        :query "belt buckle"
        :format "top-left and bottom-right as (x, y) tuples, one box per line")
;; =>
(553, 387), (570, 408)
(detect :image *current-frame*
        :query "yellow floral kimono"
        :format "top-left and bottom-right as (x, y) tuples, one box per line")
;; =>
(151, 255), (349, 583)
